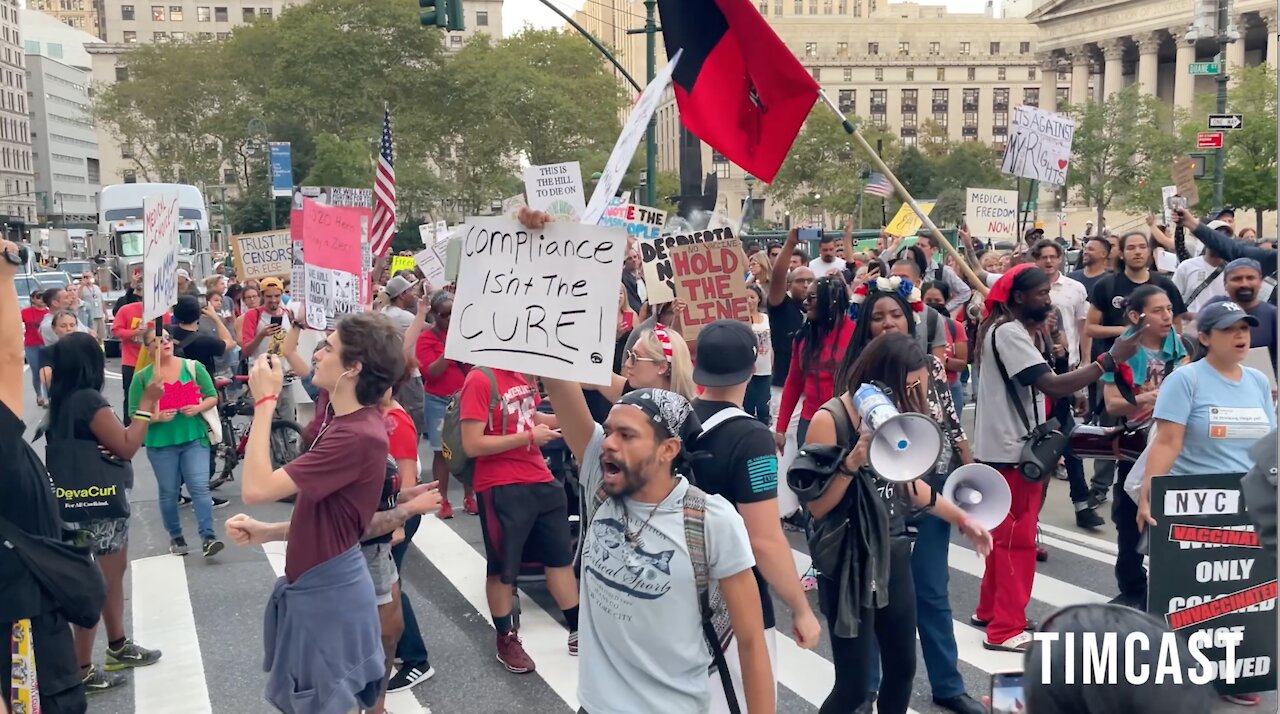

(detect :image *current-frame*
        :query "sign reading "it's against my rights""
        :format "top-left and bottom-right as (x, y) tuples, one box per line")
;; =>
(444, 218), (626, 386)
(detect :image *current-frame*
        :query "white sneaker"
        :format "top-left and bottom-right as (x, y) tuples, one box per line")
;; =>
(982, 631), (1033, 652)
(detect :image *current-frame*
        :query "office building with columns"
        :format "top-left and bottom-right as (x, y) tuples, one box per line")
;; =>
(1027, 0), (1275, 112)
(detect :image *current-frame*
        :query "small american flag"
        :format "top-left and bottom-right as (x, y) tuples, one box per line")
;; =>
(864, 172), (894, 198)
(370, 104), (396, 258)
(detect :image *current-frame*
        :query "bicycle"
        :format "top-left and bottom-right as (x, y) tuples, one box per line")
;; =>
(208, 375), (306, 490)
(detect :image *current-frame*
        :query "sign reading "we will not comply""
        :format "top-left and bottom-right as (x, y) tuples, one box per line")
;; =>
(445, 217), (626, 386)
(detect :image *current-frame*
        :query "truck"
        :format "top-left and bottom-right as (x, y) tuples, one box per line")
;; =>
(96, 183), (213, 293)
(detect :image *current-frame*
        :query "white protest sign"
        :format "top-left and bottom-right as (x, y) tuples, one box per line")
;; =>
(231, 230), (292, 280)
(965, 188), (1019, 241)
(445, 217), (626, 385)
(1000, 105), (1075, 186)
(414, 248), (446, 288)
(142, 190), (180, 323)
(436, 220), (448, 239)
(523, 162), (586, 222)
(599, 202), (667, 240)
(582, 49), (682, 226)
(1161, 185), (1178, 225)
(419, 223), (435, 248)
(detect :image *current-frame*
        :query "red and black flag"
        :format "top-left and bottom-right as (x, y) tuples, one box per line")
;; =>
(657, 0), (819, 183)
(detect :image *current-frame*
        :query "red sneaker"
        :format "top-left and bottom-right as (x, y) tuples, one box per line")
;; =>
(463, 496), (478, 515)
(496, 631), (536, 674)
(438, 499), (454, 520)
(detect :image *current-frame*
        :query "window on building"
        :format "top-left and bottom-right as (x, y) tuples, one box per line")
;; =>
(1020, 41), (1031, 54)
(990, 41), (1000, 55)
(997, 67), (1006, 80)
(121, 4), (134, 20)
(46, 43), (64, 59)
(242, 7), (254, 21)
(993, 88), (1009, 109)
(874, 67), (883, 81)
(962, 87), (978, 109)
(121, 144), (134, 158)
(852, 0), (860, 16)
(450, 34), (462, 46)
(994, 110), (1008, 128)
(836, 41), (848, 57)
(838, 0), (846, 11)
(871, 89), (886, 112)
(214, 6), (227, 21)
(964, 111), (978, 127)
(712, 151), (731, 178)
(812, 67), (821, 80)
(902, 89), (917, 112)
(171, 31), (185, 40)
(151, 5), (163, 21)
(197, 31), (212, 39)
(838, 89), (855, 113)
(933, 112), (948, 128)
(153, 31), (168, 41)
(824, 0), (832, 13)
(872, 114), (886, 128)
(196, 6), (210, 21)
(86, 158), (100, 185)
(115, 65), (129, 81)
(759, 1), (768, 13)
(794, 0), (802, 13)
(842, 67), (852, 81)
(937, 67), (946, 81)
(960, 41), (970, 55)
(476, 10), (488, 25)
(966, 67), (976, 81)
(775, 0), (783, 13)
(222, 167), (237, 184)
(929, 41), (939, 55)
(1057, 86), (1069, 104)
(260, 8), (271, 18)
(898, 41), (909, 55)
(169, 5), (182, 20)
(867, 42), (878, 55)
(1024, 87), (1039, 106)
(932, 88), (948, 110)
(805, 42), (817, 57)
(123, 170), (136, 184)
(216, 31), (229, 39)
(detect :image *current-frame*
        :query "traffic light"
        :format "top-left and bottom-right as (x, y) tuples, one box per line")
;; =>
(419, 0), (446, 27)
(446, 0), (464, 31)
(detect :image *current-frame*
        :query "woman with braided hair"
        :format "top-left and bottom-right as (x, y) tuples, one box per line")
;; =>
(774, 275), (853, 451)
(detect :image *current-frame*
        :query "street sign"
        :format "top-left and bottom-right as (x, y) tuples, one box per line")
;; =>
(1196, 132), (1223, 149)
(1188, 62), (1221, 75)
(1208, 113), (1244, 130)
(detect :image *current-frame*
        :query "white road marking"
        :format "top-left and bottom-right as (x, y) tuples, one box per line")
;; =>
(131, 555), (212, 713)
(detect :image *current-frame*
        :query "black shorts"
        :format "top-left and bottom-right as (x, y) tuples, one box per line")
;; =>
(477, 481), (573, 583)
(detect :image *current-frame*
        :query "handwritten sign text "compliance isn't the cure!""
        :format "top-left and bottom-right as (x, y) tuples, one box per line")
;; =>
(445, 218), (625, 386)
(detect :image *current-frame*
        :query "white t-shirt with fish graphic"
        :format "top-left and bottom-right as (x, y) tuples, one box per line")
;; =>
(577, 425), (756, 714)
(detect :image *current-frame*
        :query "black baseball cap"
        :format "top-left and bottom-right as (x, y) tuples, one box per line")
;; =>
(692, 320), (757, 388)
(1196, 301), (1259, 332)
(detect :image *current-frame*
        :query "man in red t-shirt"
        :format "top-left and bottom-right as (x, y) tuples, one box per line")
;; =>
(19, 290), (46, 405)
(459, 367), (579, 674)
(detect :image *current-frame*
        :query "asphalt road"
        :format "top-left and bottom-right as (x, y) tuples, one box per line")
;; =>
(18, 361), (1272, 714)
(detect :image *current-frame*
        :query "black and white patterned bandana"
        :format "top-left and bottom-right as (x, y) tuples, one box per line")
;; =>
(617, 388), (701, 443)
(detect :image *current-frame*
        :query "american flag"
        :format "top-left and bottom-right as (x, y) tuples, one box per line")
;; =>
(864, 172), (894, 198)
(370, 104), (396, 257)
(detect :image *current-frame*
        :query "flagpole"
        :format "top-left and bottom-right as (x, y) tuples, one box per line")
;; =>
(817, 90), (988, 296)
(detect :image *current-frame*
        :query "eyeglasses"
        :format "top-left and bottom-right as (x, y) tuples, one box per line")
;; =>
(624, 349), (658, 365)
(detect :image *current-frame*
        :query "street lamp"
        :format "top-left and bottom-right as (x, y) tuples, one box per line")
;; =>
(742, 173), (756, 232)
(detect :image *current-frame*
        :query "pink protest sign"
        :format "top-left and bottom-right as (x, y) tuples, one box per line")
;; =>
(300, 198), (364, 274)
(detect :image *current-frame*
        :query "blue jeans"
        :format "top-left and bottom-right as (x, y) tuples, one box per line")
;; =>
(392, 515), (431, 665)
(867, 514), (965, 699)
(147, 440), (215, 541)
(24, 346), (42, 399)
(948, 381), (964, 412)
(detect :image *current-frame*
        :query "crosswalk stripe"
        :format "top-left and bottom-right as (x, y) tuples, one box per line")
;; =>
(948, 544), (1109, 607)
(131, 554), (212, 714)
(1037, 531), (1116, 565)
(410, 515), (581, 710)
(260, 542), (431, 714)
(1039, 522), (1121, 555)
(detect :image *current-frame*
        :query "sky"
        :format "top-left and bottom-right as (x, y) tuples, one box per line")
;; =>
(504, 0), (993, 37)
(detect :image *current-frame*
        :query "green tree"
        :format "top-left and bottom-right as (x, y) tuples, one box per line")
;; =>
(1066, 84), (1178, 226)
(302, 134), (371, 187)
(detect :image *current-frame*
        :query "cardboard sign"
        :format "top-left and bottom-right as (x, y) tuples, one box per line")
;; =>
(965, 189), (1019, 241)
(522, 161), (586, 222)
(599, 202), (667, 240)
(389, 255), (417, 275)
(885, 201), (935, 238)
(582, 49), (681, 226)
(1172, 156), (1202, 208)
(1149, 472), (1277, 696)
(444, 218), (626, 385)
(230, 230), (291, 280)
(1000, 105), (1075, 186)
(301, 199), (366, 328)
(670, 238), (750, 339)
(639, 226), (738, 305)
(142, 190), (180, 323)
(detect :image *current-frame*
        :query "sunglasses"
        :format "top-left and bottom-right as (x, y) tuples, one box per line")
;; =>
(624, 349), (658, 365)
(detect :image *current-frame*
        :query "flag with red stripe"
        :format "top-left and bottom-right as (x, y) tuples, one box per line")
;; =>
(370, 104), (396, 257)
(657, 0), (819, 183)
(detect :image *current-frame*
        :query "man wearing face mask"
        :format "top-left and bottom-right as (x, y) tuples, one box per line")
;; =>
(1205, 258), (1277, 368)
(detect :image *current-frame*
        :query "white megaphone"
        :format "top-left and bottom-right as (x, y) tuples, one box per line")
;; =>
(851, 384), (943, 483)
(941, 463), (1012, 531)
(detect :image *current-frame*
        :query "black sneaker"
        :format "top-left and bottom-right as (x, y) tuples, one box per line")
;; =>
(933, 693), (986, 714)
(202, 537), (224, 558)
(386, 662), (435, 692)
(81, 664), (127, 692)
(169, 538), (189, 556)
(178, 495), (192, 507)
(1087, 490), (1109, 508)
(104, 639), (162, 671)
(1075, 507), (1105, 530)
(211, 496), (229, 509)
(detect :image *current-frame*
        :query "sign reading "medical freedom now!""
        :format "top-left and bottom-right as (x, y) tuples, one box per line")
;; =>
(142, 190), (180, 323)
(965, 188), (1019, 241)
(445, 218), (626, 386)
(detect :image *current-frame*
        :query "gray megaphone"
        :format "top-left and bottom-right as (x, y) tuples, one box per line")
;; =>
(941, 463), (1012, 531)
(851, 384), (943, 483)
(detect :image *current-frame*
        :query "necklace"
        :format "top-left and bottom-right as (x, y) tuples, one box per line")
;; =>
(622, 499), (663, 546)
